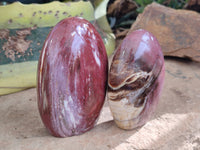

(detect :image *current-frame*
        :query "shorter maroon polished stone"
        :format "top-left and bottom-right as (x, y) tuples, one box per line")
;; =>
(108, 29), (165, 130)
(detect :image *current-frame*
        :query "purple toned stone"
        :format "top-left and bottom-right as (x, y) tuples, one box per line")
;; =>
(108, 29), (165, 130)
(37, 17), (108, 137)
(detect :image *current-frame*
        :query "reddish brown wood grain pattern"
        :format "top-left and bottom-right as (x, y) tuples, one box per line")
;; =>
(108, 29), (165, 130)
(37, 17), (108, 137)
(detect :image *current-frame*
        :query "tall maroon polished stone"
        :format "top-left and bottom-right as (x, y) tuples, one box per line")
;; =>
(37, 17), (108, 137)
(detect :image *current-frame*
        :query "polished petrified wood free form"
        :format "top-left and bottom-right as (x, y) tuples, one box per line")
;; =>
(108, 29), (165, 130)
(37, 17), (108, 137)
